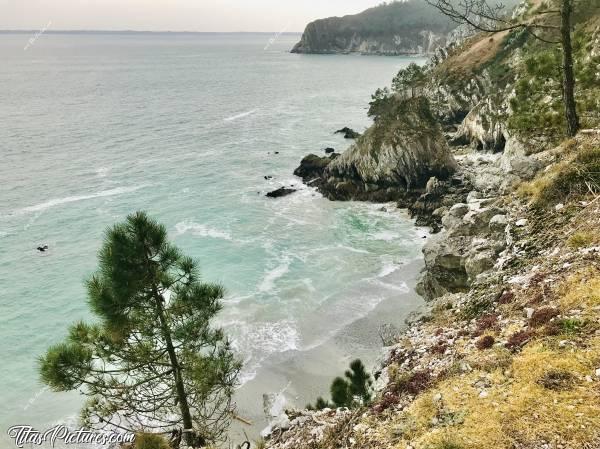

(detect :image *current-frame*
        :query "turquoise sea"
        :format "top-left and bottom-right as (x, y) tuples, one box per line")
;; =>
(0, 32), (427, 445)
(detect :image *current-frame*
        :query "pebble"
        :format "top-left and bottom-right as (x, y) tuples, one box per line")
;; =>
(479, 391), (489, 398)
(515, 219), (528, 227)
(595, 369), (600, 378)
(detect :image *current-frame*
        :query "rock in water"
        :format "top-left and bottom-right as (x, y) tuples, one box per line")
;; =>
(266, 187), (297, 198)
(324, 147), (335, 154)
(334, 127), (361, 139)
(293, 154), (332, 180)
(309, 97), (457, 202)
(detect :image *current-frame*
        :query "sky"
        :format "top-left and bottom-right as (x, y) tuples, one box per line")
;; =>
(0, 0), (384, 32)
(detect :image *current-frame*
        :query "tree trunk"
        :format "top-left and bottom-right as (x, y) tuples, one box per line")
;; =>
(560, 0), (580, 137)
(154, 289), (198, 447)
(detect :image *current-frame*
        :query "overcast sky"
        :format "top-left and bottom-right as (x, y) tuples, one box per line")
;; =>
(0, 0), (383, 32)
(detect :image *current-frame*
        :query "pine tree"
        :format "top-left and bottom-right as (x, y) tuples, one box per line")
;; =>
(330, 377), (351, 408)
(39, 212), (241, 447)
(345, 359), (373, 404)
(426, 0), (581, 137)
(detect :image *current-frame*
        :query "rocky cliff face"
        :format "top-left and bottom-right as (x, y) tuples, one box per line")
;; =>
(291, 1), (457, 55)
(294, 97), (459, 204)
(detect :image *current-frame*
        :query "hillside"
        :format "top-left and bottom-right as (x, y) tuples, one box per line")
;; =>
(291, 0), (460, 55)
(265, 1), (600, 448)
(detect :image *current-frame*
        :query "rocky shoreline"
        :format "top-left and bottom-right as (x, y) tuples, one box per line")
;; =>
(262, 6), (600, 447)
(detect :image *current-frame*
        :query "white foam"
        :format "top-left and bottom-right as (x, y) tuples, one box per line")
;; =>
(378, 261), (401, 278)
(369, 230), (400, 241)
(229, 319), (300, 385)
(174, 221), (232, 241)
(19, 186), (146, 214)
(258, 260), (290, 293)
(368, 279), (409, 293)
(223, 109), (259, 122)
(95, 167), (109, 178)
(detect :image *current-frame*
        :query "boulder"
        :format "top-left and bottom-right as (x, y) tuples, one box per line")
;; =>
(293, 154), (332, 181)
(334, 127), (361, 139)
(266, 187), (296, 198)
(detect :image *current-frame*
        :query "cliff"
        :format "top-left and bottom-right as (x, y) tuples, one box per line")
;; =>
(291, 0), (458, 55)
(265, 1), (600, 448)
(294, 97), (459, 204)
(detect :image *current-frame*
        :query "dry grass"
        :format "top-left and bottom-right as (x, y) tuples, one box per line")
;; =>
(559, 268), (600, 313)
(568, 230), (600, 248)
(518, 141), (600, 208)
(439, 31), (509, 74)
(383, 337), (600, 449)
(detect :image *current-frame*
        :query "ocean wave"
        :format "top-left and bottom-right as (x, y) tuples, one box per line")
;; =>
(368, 230), (401, 241)
(368, 278), (409, 293)
(228, 319), (300, 385)
(174, 220), (232, 241)
(223, 109), (259, 122)
(18, 186), (146, 214)
(378, 261), (401, 278)
(258, 259), (290, 293)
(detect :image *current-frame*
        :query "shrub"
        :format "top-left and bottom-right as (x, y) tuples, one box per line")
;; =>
(462, 297), (493, 320)
(529, 307), (560, 327)
(372, 390), (401, 414)
(498, 290), (515, 304)
(506, 330), (534, 350)
(538, 369), (575, 391)
(476, 335), (496, 350)
(396, 370), (433, 396)
(476, 314), (499, 333)
(559, 318), (584, 335)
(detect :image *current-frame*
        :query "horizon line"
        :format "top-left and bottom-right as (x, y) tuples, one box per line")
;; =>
(0, 29), (304, 35)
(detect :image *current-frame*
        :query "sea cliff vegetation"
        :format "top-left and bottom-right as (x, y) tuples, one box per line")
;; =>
(266, 0), (600, 448)
(291, 0), (459, 55)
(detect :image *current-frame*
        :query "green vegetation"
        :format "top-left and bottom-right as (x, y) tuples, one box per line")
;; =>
(39, 212), (241, 446)
(309, 360), (373, 410)
(568, 231), (598, 248)
(293, 0), (459, 54)
(392, 63), (428, 97)
(509, 26), (600, 139)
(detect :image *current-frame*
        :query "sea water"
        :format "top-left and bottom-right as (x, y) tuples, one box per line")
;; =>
(0, 32), (427, 444)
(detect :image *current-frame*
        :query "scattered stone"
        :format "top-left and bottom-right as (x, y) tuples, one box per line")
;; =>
(515, 219), (528, 227)
(489, 214), (508, 233)
(266, 187), (297, 198)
